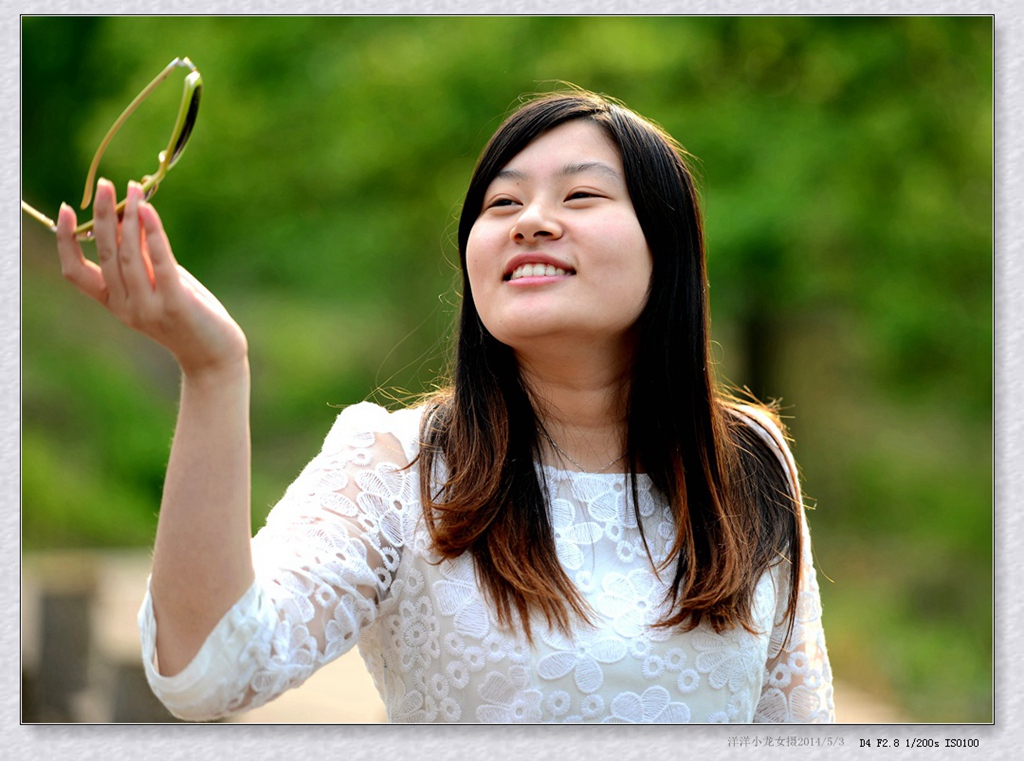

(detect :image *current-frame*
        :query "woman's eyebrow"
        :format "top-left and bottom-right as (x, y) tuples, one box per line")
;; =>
(557, 161), (624, 183)
(492, 161), (624, 184)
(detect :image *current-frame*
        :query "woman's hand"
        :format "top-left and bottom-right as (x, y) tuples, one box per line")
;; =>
(56, 178), (248, 380)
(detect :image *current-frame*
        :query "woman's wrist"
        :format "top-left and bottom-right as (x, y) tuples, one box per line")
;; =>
(180, 353), (251, 392)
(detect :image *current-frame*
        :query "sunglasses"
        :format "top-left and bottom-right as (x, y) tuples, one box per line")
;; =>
(22, 56), (203, 241)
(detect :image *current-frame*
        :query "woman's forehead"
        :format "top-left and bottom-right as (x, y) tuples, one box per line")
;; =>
(496, 120), (623, 178)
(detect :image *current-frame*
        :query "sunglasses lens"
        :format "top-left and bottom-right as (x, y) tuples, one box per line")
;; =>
(169, 84), (202, 166)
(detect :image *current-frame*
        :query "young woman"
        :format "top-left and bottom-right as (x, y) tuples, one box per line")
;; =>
(55, 90), (833, 723)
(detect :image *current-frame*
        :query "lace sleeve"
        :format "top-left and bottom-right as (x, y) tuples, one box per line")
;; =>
(736, 406), (835, 723)
(753, 507), (835, 722)
(139, 402), (423, 721)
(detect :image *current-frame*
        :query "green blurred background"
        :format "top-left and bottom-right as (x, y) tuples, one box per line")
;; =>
(21, 16), (992, 722)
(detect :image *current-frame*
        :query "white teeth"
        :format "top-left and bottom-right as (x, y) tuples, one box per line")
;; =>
(509, 263), (569, 281)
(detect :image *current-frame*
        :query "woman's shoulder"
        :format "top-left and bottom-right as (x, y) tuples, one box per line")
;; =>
(724, 401), (800, 498)
(322, 400), (428, 466)
(727, 402), (789, 449)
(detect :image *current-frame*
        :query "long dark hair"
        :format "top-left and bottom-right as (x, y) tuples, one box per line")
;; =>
(419, 90), (801, 643)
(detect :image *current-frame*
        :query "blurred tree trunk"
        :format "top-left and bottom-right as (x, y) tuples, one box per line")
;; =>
(738, 305), (780, 403)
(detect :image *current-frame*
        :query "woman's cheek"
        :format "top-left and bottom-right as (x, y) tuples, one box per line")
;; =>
(465, 223), (505, 295)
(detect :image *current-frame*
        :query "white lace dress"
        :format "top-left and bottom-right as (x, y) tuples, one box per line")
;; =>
(139, 401), (834, 723)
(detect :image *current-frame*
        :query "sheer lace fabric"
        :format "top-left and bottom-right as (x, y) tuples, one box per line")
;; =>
(139, 402), (834, 723)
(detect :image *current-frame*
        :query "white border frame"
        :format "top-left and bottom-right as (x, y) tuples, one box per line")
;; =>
(8, 3), (1013, 759)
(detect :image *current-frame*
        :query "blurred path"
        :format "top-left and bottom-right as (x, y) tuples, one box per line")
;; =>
(23, 549), (904, 723)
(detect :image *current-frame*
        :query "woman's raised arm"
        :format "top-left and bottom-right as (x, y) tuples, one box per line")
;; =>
(56, 178), (255, 675)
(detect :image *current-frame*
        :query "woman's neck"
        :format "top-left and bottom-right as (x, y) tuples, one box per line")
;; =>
(516, 341), (632, 473)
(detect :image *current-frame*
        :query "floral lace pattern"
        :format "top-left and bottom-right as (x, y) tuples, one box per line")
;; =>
(139, 402), (834, 723)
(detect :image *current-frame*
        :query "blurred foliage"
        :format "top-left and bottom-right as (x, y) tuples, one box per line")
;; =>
(21, 16), (992, 722)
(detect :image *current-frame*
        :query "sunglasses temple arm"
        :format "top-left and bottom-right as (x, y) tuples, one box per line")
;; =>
(80, 57), (196, 210)
(21, 200), (57, 231)
(21, 198), (104, 239)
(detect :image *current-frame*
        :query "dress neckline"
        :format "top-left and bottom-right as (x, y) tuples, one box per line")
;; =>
(537, 462), (653, 485)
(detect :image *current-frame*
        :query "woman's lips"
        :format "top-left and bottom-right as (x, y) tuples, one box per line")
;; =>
(507, 263), (572, 281)
(502, 253), (576, 282)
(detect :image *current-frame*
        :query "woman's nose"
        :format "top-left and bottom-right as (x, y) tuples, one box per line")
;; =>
(510, 201), (562, 242)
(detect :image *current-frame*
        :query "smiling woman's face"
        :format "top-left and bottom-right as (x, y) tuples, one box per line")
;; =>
(465, 119), (653, 354)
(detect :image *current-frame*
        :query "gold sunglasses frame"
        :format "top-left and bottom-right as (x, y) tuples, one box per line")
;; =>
(22, 57), (203, 241)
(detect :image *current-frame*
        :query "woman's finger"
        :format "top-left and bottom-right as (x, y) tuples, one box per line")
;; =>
(92, 178), (128, 309)
(117, 181), (156, 297)
(138, 200), (181, 289)
(55, 202), (108, 303)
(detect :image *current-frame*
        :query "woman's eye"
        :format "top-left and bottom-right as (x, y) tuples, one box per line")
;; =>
(487, 197), (517, 209)
(567, 191), (598, 201)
